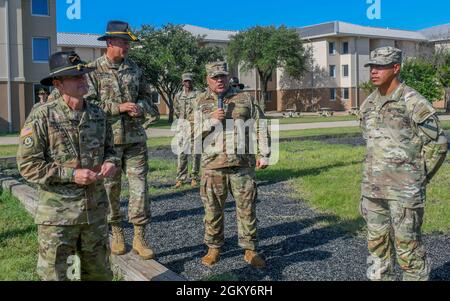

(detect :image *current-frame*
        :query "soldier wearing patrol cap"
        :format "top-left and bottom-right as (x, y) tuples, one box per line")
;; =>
(33, 87), (50, 109)
(193, 61), (271, 269)
(173, 72), (201, 188)
(86, 20), (160, 260)
(359, 46), (448, 281)
(17, 51), (120, 280)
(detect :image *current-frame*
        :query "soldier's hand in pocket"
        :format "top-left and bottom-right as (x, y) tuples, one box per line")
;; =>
(99, 162), (117, 179)
(74, 169), (99, 186)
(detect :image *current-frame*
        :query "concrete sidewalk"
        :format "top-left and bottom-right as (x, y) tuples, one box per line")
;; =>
(2, 115), (450, 145)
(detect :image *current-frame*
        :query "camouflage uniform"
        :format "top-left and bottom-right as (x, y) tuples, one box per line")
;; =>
(194, 74), (270, 251)
(174, 88), (201, 182)
(86, 54), (160, 226)
(359, 47), (448, 281)
(17, 96), (119, 281)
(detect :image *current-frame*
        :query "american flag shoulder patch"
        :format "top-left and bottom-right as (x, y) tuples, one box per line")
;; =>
(20, 127), (33, 137)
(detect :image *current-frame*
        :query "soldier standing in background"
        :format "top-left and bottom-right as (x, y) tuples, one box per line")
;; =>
(194, 61), (271, 269)
(17, 51), (119, 281)
(87, 20), (160, 260)
(174, 73), (201, 188)
(359, 47), (448, 281)
(33, 87), (50, 109)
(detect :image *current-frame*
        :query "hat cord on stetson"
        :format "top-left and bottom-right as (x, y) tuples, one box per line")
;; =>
(49, 63), (88, 76)
(106, 30), (139, 41)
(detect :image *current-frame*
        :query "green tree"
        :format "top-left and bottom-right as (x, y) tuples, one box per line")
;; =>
(228, 25), (308, 110)
(432, 49), (450, 110)
(129, 24), (224, 123)
(400, 57), (443, 103)
(360, 80), (376, 95)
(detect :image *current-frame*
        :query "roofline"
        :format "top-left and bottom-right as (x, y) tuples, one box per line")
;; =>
(300, 32), (429, 42)
(297, 20), (428, 42)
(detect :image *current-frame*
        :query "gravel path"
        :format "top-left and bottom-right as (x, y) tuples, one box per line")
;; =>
(118, 140), (450, 281)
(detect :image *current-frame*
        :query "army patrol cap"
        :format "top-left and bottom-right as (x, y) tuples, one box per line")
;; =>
(364, 47), (403, 67)
(98, 20), (140, 42)
(182, 73), (194, 82)
(40, 51), (95, 86)
(206, 61), (229, 78)
(38, 87), (49, 95)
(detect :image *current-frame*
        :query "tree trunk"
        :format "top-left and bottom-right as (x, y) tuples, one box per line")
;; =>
(259, 77), (270, 112)
(168, 102), (175, 124)
(445, 88), (450, 113)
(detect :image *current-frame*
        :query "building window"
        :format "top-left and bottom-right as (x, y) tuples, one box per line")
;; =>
(342, 65), (349, 77)
(151, 92), (160, 105)
(342, 88), (350, 100)
(330, 88), (336, 101)
(31, 0), (49, 16)
(342, 42), (349, 54)
(329, 42), (336, 55)
(265, 92), (272, 103)
(32, 37), (50, 62)
(329, 65), (336, 78)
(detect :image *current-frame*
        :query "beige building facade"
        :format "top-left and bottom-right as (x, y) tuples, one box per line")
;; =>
(0, 0), (57, 132)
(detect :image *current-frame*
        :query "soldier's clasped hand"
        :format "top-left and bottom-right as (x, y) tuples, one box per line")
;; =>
(99, 162), (118, 179)
(74, 169), (100, 186)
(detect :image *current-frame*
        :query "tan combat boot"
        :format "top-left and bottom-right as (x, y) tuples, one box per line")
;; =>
(201, 248), (220, 267)
(111, 224), (126, 255)
(132, 225), (155, 260)
(191, 179), (199, 188)
(244, 250), (266, 269)
(175, 181), (183, 189)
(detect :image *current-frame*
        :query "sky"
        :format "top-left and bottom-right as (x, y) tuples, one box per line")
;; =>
(57, 0), (450, 34)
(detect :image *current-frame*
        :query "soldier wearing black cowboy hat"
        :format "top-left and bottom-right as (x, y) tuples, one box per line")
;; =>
(86, 20), (160, 260)
(17, 51), (120, 280)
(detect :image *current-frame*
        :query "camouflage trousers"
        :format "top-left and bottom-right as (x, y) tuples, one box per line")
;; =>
(37, 220), (112, 281)
(200, 167), (258, 251)
(360, 197), (430, 281)
(176, 131), (201, 182)
(177, 152), (201, 182)
(105, 142), (150, 226)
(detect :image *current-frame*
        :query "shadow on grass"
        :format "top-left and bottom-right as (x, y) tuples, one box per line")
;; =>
(0, 226), (36, 242)
(257, 160), (362, 185)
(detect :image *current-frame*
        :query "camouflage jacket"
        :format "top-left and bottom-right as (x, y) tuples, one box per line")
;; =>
(17, 96), (119, 226)
(193, 87), (271, 170)
(86, 55), (160, 145)
(174, 89), (199, 122)
(359, 83), (445, 206)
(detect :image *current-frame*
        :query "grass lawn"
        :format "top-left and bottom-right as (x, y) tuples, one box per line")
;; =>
(0, 191), (39, 281)
(150, 116), (172, 129)
(270, 115), (358, 124)
(0, 145), (18, 157)
(0, 132), (18, 137)
(258, 140), (450, 235)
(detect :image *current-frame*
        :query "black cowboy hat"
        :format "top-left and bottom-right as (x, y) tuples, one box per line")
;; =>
(97, 20), (140, 42)
(40, 51), (95, 86)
